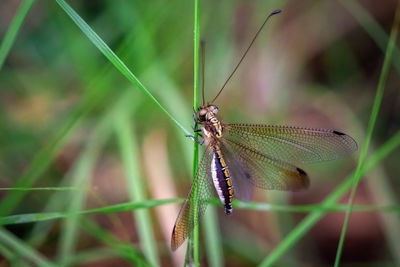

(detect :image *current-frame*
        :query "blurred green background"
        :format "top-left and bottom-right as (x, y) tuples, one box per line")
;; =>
(0, 0), (399, 266)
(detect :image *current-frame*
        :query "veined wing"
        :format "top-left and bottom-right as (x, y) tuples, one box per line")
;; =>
(171, 146), (214, 251)
(223, 124), (357, 164)
(222, 138), (309, 191)
(220, 144), (254, 201)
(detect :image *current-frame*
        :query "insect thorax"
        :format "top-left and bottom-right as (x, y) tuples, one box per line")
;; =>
(197, 104), (223, 141)
(203, 115), (222, 138)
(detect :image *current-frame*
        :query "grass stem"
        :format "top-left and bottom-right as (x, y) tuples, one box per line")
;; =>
(190, 0), (201, 265)
(0, 0), (35, 70)
(333, 3), (400, 266)
(260, 131), (400, 266)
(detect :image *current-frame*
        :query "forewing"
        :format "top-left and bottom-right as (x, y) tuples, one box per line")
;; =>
(222, 138), (309, 191)
(223, 124), (357, 164)
(171, 147), (214, 251)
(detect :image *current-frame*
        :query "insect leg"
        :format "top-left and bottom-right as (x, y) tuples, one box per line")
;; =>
(192, 114), (198, 131)
(185, 134), (204, 145)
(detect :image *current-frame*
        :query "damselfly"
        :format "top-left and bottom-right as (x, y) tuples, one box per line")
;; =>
(171, 9), (357, 250)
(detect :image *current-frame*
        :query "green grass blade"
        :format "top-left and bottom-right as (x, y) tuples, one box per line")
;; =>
(202, 208), (224, 267)
(189, 0), (201, 265)
(115, 107), (159, 266)
(193, 0), (200, 116)
(80, 198), (181, 215)
(0, 67), (119, 217)
(0, 242), (16, 261)
(259, 131), (400, 266)
(0, 115), (81, 217)
(0, 187), (80, 191)
(0, 199), (181, 226)
(234, 202), (400, 213)
(57, 155), (98, 264)
(333, 4), (400, 266)
(55, 0), (190, 136)
(339, 0), (400, 73)
(0, 229), (56, 267)
(63, 248), (121, 266)
(57, 96), (121, 264)
(2, 199), (400, 227)
(80, 218), (148, 265)
(24, 90), (137, 249)
(1, 212), (67, 225)
(0, 0), (35, 70)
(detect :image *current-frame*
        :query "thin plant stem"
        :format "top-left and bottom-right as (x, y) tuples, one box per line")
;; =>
(2, 200), (400, 227)
(55, 0), (190, 136)
(115, 109), (160, 267)
(334, 3), (400, 266)
(190, 0), (200, 266)
(0, 187), (80, 191)
(259, 131), (400, 266)
(0, 229), (55, 267)
(0, 0), (35, 70)
(338, 0), (400, 73)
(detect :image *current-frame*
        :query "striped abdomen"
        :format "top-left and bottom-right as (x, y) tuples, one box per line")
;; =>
(211, 148), (234, 214)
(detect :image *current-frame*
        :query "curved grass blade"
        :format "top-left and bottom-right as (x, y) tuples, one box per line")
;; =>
(334, 4), (400, 266)
(0, 199), (181, 226)
(0, 229), (56, 267)
(63, 248), (121, 266)
(24, 90), (136, 249)
(0, 67), (121, 217)
(0, 187), (80, 191)
(338, 0), (400, 73)
(259, 131), (400, 266)
(0, 0), (35, 70)
(80, 218), (148, 266)
(115, 108), (160, 266)
(57, 98), (117, 264)
(202, 207), (224, 267)
(2, 198), (399, 227)
(0, 113), (81, 217)
(57, 91), (140, 264)
(234, 202), (400, 213)
(0, 242), (15, 261)
(55, 0), (190, 136)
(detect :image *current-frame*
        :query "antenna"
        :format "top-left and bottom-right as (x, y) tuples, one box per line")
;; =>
(210, 9), (281, 103)
(200, 40), (206, 106)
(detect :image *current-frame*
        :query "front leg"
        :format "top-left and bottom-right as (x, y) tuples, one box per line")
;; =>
(192, 113), (198, 131)
(186, 134), (204, 145)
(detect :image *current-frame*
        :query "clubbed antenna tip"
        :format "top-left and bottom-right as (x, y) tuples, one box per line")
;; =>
(271, 9), (282, 15)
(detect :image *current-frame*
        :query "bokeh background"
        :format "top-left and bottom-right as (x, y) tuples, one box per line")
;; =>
(0, 0), (399, 266)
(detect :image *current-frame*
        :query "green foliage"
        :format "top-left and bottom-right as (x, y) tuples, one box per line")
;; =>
(0, 1), (399, 266)
(334, 4), (400, 266)
(0, 0), (35, 70)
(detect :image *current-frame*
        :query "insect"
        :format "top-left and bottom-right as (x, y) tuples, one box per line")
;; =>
(171, 9), (357, 251)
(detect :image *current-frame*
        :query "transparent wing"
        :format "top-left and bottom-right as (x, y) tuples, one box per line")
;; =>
(222, 138), (309, 191)
(220, 144), (254, 201)
(223, 124), (357, 164)
(171, 147), (214, 251)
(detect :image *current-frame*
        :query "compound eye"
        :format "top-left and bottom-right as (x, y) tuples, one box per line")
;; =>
(210, 105), (218, 114)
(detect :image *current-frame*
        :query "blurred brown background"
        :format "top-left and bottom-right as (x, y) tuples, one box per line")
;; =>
(0, 0), (399, 266)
